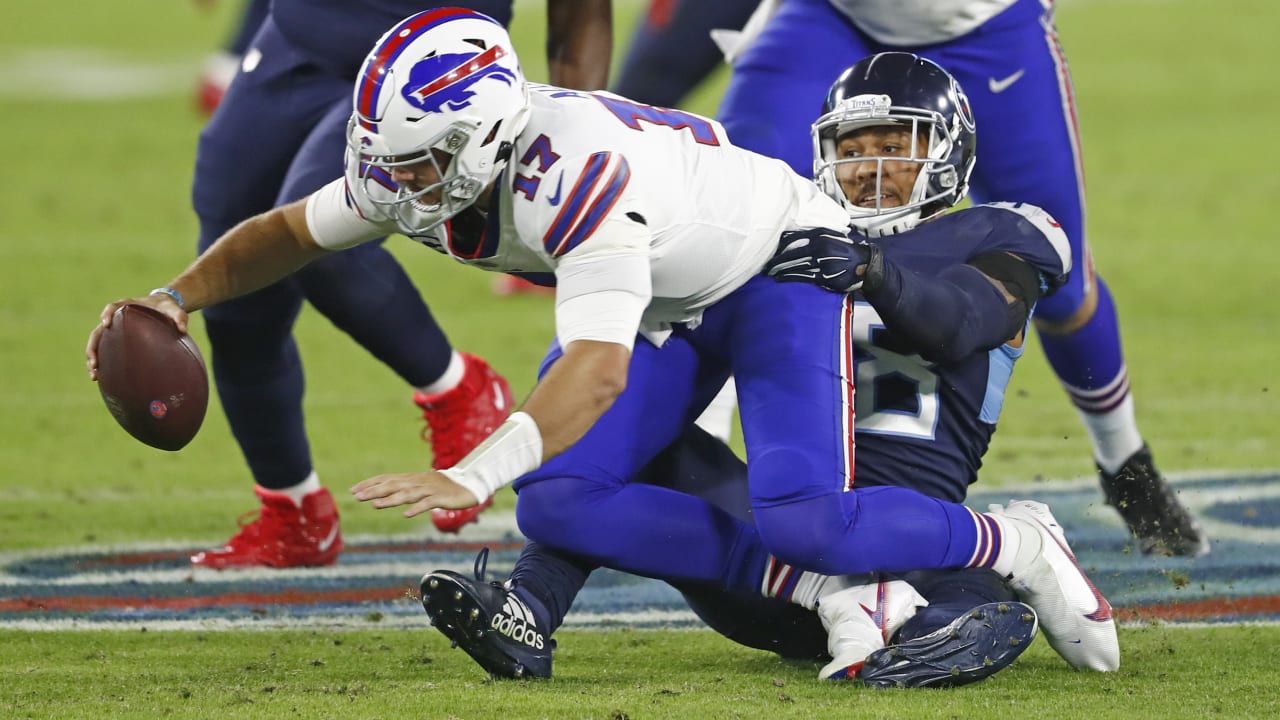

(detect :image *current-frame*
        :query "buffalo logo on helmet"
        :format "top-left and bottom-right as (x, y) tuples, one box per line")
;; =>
(401, 45), (516, 114)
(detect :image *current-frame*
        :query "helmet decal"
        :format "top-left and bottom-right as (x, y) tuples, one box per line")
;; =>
(355, 7), (499, 129)
(401, 45), (517, 114)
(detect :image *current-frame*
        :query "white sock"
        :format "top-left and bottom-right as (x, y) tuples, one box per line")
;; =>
(985, 511), (1043, 578)
(266, 471), (322, 507)
(418, 351), (465, 396)
(1078, 394), (1145, 474)
(789, 571), (833, 610)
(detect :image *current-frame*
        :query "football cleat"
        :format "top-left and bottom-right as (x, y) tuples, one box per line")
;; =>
(817, 576), (926, 681)
(1099, 445), (1209, 557)
(195, 50), (239, 117)
(492, 274), (555, 297)
(190, 486), (342, 569)
(419, 555), (553, 679)
(989, 500), (1119, 671)
(858, 602), (1039, 688)
(413, 352), (513, 533)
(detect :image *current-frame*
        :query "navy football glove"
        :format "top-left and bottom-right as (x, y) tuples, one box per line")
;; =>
(766, 227), (875, 293)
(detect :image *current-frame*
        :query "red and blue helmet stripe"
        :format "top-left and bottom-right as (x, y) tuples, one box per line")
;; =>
(354, 8), (502, 131)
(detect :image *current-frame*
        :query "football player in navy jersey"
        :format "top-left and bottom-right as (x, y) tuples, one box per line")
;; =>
(712, 0), (1205, 556)
(184, 0), (613, 567)
(411, 52), (1111, 686)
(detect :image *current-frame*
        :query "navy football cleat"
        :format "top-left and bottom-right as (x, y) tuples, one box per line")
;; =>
(420, 565), (554, 679)
(858, 602), (1038, 688)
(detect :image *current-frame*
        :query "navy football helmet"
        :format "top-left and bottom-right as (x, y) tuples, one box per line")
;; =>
(813, 52), (976, 237)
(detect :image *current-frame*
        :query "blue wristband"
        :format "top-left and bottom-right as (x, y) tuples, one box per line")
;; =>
(149, 287), (185, 310)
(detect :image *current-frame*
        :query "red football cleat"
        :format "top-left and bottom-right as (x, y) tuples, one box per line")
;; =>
(195, 51), (240, 117)
(492, 274), (554, 297)
(414, 353), (514, 533)
(191, 486), (342, 569)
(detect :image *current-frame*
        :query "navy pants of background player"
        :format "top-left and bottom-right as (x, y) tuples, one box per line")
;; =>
(191, 16), (469, 489)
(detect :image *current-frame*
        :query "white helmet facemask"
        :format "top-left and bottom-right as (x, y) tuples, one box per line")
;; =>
(813, 95), (959, 238)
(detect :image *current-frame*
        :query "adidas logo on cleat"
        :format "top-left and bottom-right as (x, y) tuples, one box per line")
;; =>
(492, 596), (545, 650)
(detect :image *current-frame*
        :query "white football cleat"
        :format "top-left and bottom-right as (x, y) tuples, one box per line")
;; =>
(817, 575), (927, 680)
(989, 500), (1120, 671)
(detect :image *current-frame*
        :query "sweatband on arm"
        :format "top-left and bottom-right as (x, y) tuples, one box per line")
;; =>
(554, 252), (651, 349)
(863, 256), (1030, 364)
(438, 412), (543, 504)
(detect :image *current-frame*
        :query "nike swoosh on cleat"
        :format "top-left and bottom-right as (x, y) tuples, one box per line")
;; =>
(316, 524), (340, 553)
(988, 69), (1026, 93)
(492, 382), (507, 411)
(546, 175), (563, 206)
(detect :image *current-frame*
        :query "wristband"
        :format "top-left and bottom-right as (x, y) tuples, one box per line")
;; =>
(149, 287), (186, 310)
(438, 411), (543, 504)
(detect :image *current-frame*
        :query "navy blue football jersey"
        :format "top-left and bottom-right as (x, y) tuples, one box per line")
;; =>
(271, 1), (513, 75)
(849, 203), (1069, 502)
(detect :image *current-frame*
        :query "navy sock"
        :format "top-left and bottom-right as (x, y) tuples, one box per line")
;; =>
(204, 298), (312, 489)
(507, 541), (595, 634)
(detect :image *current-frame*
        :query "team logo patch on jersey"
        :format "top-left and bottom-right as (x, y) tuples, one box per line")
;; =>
(401, 46), (516, 114)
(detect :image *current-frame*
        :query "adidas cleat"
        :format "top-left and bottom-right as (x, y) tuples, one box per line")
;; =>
(858, 602), (1038, 688)
(990, 500), (1120, 671)
(420, 570), (553, 679)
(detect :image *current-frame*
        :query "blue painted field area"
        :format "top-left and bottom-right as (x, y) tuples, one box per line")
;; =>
(2, 473), (1277, 629)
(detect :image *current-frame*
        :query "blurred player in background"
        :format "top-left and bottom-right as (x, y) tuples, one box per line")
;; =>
(415, 52), (1104, 686)
(611, 0), (754, 116)
(626, 0), (1204, 556)
(490, 0), (755, 299)
(193, 0), (268, 116)
(87, 13), (1113, 679)
(184, 0), (612, 569)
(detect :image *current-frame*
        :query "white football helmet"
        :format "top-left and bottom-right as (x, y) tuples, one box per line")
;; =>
(347, 9), (530, 234)
(812, 52), (976, 237)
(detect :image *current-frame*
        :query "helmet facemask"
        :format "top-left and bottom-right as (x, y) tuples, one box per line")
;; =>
(813, 94), (963, 237)
(349, 116), (513, 234)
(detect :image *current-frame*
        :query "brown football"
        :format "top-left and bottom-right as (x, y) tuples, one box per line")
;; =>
(96, 304), (209, 451)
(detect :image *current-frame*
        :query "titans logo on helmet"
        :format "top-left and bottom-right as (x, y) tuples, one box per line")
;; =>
(401, 46), (516, 114)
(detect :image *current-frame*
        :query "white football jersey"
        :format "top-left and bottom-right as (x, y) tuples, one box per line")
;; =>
(307, 85), (849, 346)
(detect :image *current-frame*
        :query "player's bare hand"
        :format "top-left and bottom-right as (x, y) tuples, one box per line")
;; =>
(352, 471), (481, 519)
(86, 296), (189, 381)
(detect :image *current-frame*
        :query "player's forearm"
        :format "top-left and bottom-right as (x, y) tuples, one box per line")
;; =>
(865, 259), (1026, 364)
(521, 339), (630, 458)
(545, 0), (612, 90)
(168, 201), (326, 312)
(437, 339), (630, 504)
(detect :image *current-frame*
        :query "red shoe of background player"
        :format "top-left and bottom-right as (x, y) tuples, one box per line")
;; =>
(492, 274), (555, 297)
(414, 353), (513, 532)
(195, 51), (240, 117)
(190, 486), (342, 569)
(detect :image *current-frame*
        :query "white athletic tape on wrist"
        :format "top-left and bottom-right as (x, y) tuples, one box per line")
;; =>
(438, 411), (542, 504)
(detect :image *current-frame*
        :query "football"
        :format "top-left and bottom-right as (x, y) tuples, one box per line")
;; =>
(96, 304), (209, 451)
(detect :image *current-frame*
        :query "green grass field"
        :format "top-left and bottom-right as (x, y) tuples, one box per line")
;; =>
(1, 1), (1278, 717)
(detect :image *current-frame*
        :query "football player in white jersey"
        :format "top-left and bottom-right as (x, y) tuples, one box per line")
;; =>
(86, 11), (1116, 672)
